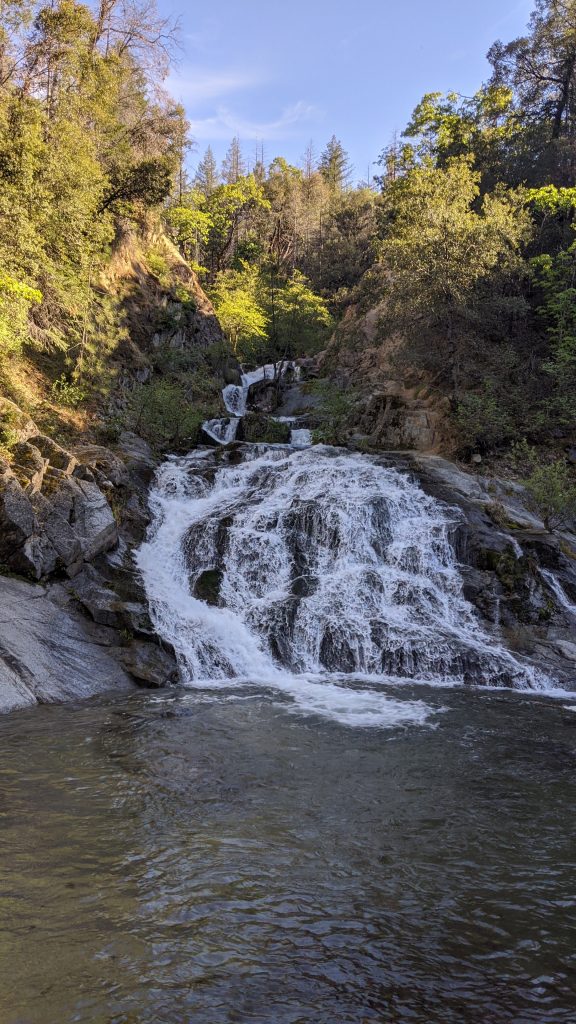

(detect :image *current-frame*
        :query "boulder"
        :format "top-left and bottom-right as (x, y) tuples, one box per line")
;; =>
(0, 397), (37, 444)
(11, 441), (48, 493)
(117, 642), (178, 688)
(29, 434), (77, 475)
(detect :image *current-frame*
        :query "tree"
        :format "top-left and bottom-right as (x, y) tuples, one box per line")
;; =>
(222, 136), (245, 184)
(319, 135), (352, 191)
(195, 145), (219, 196)
(263, 269), (332, 357)
(532, 236), (576, 422)
(488, 0), (576, 183)
(204, 174), (270, 276)
(378, 158), (532, 400)
(211, 262), (268, 357)
(165, 189), (212, 269)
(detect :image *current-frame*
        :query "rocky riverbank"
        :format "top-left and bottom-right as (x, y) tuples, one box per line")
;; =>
(0, 417), (178, 711)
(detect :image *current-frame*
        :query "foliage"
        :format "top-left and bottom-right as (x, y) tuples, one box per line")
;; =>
(50, 374), (86, 408)
(262, 269), (332, 357)
(456, 382), (519, 452)
(127, 378), (213, 449)
(514, 442), (576, 531)
(211, 263), (269, 358)
(531, 241), (576, 423)
(310, 380), (357, 445)
(377, 159), (532, 398)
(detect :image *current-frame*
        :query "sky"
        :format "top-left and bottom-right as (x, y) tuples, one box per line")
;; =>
(160, 0), (535, 184)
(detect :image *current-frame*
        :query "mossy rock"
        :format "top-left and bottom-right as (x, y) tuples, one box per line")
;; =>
(242, 414), (291, 445)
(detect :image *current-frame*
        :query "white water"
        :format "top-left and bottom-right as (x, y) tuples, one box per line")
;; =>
(202, 417), (240, 445)
(207, 361), (302, 446)
(540, 569), (576, 617)
(137, 446), (550, 728)
(290, 428), (312, 447)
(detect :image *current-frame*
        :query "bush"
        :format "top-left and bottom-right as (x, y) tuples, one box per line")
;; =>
(515, 442), (576, 531)
(310, 380), (356, 445)
(51, 375), (86, 408)
(456, 383), (518, 452)
(128, 379), (208, 449)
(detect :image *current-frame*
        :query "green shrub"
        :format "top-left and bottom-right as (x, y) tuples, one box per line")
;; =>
(51, 374), (86, 408)
(514, 442), (576, 531)
(128, 379), (209, 449)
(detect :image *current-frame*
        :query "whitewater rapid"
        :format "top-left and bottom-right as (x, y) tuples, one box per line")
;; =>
(136, 446), (550, 727)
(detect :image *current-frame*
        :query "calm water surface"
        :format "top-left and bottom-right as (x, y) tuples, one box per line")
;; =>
(1, 683), (576, 1023)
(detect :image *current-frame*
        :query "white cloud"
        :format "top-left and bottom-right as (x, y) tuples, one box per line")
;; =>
(188, 101), (319, 141)
(166, 69), (261, 104)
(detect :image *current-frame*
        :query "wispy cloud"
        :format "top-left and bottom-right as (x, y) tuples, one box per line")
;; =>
(166, 69), (261, 104)
(188, 101), (319, 141)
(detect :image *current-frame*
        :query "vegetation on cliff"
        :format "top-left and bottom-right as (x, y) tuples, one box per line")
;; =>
(0, 0), (575, 482)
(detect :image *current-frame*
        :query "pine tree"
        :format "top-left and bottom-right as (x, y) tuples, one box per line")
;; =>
(222, 136), (245, 184)
(319, 135), (352, 191)
(195, 146), (219, 196)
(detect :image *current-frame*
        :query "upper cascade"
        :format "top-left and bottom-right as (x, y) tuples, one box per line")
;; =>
(137, 445), (549, 719)
(203, 362), (308, 448)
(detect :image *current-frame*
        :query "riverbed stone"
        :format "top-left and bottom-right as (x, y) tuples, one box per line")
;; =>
(117, 642), (178, 688)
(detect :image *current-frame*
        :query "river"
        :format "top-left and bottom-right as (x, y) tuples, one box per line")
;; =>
(1, 685), (576, 1023)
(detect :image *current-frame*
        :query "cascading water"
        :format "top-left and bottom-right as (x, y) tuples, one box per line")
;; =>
(540, 568), (576, 617)
(203, 362), (308, 447)
(137, 445), (549, 726)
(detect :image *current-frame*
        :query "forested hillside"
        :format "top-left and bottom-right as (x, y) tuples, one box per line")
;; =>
(1, 0), (576, 488)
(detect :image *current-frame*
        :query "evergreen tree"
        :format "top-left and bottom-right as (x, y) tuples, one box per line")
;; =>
(222, 136), (245, 184)
(319, 135), (352, 191)
(195, 146), (219, 197)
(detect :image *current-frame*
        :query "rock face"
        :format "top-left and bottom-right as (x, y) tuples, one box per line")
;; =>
(0, 576), (133, 712)
(356, 384), (450, 452)
(0, 422), (179, 711)
(398, 453), (576, 683)
(323, 304), (452, 451)
(1, 435), (118, 580)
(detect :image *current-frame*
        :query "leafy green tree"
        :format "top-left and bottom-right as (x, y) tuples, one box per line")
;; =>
(263, 269), (332, 357)
(378, 158), (532, 400)
(204, 174), (270, 276)
(211, 263), (268, 357)
(515, 442), (576, 530)
(488, 0), (576, 183)
(532, 239), (576, 422)
(165, 188), (212, 270)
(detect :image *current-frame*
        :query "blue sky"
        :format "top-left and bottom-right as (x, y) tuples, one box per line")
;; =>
(161, 0), (535, 184)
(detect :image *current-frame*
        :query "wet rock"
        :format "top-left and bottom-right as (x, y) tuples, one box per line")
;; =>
(70, 567), (123, 627)
(248, 378), (280, 413)
(117, 642), (178, 688)
(0, 575), (133, 712)
(194, 568), (223, 606)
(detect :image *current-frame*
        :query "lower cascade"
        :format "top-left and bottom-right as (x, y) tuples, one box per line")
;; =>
(137, 445), (548, 726)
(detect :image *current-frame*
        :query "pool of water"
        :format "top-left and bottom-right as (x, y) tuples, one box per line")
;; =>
(1, 683), (576, 1023)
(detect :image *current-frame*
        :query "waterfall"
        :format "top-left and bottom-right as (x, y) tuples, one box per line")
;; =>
(204, 362), (303, 446)
(540, 569), (576, 617)
(137, 446), (550, 724)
